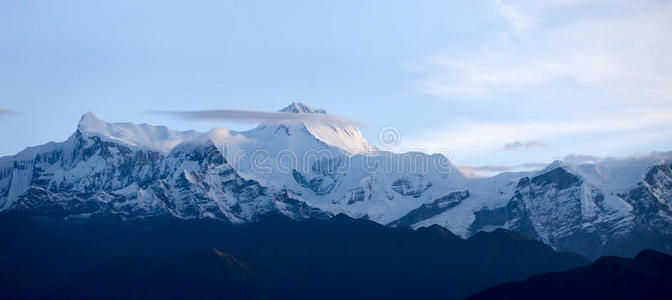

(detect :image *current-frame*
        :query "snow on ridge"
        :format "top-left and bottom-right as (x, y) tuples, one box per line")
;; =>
(563, 152), (672, 192)
(1, 106), (671, 258)
(280, 102), (327, 114)
(537, 160), (568, 174)
(77, 112), (201, 153)
(303, 123), (377, 154)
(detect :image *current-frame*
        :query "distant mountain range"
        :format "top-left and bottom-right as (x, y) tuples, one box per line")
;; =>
(1, 103), (671, 258)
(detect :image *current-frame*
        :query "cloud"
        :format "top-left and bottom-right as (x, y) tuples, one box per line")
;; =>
(413, 1), (672, 102)
(404, 1), (672, 170)
(404, 109), (672, 155)
(461, 150), (672, 177)
(0, 109), (13, 115)
(493, 0), (533, 34)
(150, 109), (360, 126)
(498, 140), (547, 151)
(563, 151), (672, 166)
(563, 154), (602, 165)
(460, 162), (547, 177)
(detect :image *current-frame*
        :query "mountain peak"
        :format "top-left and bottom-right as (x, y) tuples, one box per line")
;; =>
(280, 102), (327, 114)
(77, 112), (106, 133)
(75, 112), (201, 153)
(247, 103), (376, 154)
(80, 111), (98, 122)
(539, 160), (569, 174)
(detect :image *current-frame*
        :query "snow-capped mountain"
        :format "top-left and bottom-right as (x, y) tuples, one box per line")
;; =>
(1, 103), (671, 257)
(0, 110), (328, 221)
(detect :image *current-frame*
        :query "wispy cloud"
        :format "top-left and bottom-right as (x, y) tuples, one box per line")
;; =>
(498, 140), (547, 151)
(150, 109), (360, 126)
(461, 150), (672, 177)
(402, 109), (672, 166)
(403, 0), (672, 172)
(460, 162), (547, 177)
(562, 154), (602, 165)
(414, 1), (672, 102)
(492, 0), (533, 34)
(563, 151), (672, 166)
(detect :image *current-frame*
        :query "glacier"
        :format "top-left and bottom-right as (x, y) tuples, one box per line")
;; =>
(1, 102), (671, 258)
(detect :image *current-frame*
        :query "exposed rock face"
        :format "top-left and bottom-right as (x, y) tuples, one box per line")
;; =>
(389, 190), (469, 227)
(469, 163), (672, 258)
(0, 126), (327, 222)
(1, 105), (671, 258)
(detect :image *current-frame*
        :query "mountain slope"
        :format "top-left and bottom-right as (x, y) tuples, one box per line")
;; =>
(0, 103), (671, 258)
(0, 115), (328, 222)
(0, 213), (588, 299)
(55, 249), (272, 300)
(469, 250), (672, 300)
(467, 161), (672, 258)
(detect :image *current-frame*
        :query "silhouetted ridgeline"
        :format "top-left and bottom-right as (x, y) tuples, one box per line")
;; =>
(469, 250), (672, 300)
(0, 212), (587, 299)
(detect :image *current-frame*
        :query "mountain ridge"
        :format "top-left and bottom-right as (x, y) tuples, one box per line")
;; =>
(469, 249), (672, 300)
(0, 211), (588, 299)
(1, 103), (671, 258)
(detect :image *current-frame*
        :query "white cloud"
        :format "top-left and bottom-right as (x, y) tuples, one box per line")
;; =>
(498, 140), (548, 151)
(404, 0), (672, 170)
(151, 108), (360, 126)
(460, 162), (547, 176)
(493, 0), (533, 34)
(562, 154), (602, 165)
(460, 150), (672, 177)
(414, 0), (672, 103)
(402, 109), (672, 165)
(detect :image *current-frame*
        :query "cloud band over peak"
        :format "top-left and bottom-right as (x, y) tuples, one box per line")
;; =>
(150, 109), (361, 127)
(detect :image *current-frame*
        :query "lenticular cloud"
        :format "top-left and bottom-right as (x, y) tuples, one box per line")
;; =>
(151, 109), (360, 126)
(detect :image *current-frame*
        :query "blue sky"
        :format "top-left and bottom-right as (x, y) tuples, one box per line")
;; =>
(1, 0), (671, 175)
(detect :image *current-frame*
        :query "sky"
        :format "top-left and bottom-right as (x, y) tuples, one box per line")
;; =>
(1, 0), (671, 176)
